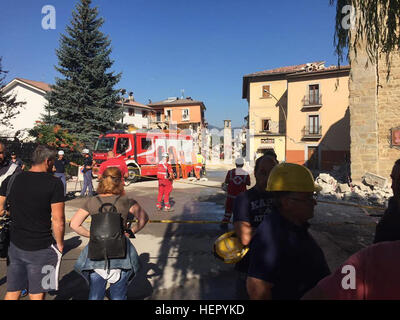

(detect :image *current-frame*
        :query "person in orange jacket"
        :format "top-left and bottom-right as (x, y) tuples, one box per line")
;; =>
(156, 153), (175, 212)
(179, 150), (188, 179)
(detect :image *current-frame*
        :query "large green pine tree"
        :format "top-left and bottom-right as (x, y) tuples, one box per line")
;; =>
(0, 57), (26, 129)
(45, 0), (122, 146)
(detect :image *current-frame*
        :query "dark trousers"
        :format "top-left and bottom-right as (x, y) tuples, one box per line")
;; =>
(54, 173), (67, 196)
(81, 170), (93, 196)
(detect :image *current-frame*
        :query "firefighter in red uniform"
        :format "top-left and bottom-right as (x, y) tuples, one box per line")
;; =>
(220, 158), (251, 229)
(157, 153), (175, 212)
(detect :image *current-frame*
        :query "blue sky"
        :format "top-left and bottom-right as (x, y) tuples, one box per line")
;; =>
(0, 0), (345, 128)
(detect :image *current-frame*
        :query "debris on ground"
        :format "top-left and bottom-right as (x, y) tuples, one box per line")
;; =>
(315, 168), (392, 208)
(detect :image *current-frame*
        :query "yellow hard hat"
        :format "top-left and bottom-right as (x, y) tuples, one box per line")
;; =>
(213, 231), (249, 264)
(266, 163), (322, 193)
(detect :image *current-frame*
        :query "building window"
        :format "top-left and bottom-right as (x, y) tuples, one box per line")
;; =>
(308, 115), (320, 134)
(128, 108), (135, 116)
(309, 84), (320, 105)
(165, 110), (171, 121)
(156, 112), (161, 122)
(182, 109), (190, 121)
(262, 85), (271, 98)
(262, 119), (270, 132)
(142, 110), (148, 118)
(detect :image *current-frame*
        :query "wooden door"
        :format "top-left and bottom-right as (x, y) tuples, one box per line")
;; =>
(307, 146), (319, 169)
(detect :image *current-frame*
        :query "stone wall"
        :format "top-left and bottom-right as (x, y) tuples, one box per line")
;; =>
(377, 52), (400, 179)
(350, 47), (400, 183)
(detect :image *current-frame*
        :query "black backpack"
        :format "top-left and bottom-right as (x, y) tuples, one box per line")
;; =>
(88, 196), (127, 264)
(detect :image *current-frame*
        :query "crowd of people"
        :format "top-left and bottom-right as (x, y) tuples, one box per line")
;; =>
(2, 141), (400, 300)
(218, 150), (400, 300)
(0, 143), (148, 300)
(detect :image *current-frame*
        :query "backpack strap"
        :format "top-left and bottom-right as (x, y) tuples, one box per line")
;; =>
(95, 195), (122, 213)
(6, 172), (20, 198)
(112, 195), (122, 207)
(95, 196), (103, 206)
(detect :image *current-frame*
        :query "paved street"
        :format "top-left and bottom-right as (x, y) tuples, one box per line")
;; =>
(0, 164), (381, 300)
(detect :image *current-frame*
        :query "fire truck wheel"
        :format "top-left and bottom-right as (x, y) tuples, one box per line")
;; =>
(128, 165), (140, 183)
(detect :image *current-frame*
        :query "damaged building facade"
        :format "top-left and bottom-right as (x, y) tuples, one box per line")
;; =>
(349, 45), (400, 184)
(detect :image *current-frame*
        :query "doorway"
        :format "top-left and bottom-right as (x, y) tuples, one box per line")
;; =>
(307, 146), (319, 170)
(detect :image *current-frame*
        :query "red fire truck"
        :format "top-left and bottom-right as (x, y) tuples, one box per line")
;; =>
(92, 131), (195, 183)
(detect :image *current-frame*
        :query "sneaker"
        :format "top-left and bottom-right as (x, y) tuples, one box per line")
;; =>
(20, 289), (28, 297)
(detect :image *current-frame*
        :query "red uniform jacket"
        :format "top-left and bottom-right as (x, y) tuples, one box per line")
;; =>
(157, 160), (174, 180)
(225, 168), (250, 196)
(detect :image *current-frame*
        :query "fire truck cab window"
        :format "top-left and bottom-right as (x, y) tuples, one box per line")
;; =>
(94, 137), (115, 152)
(116, 138), (130, 154)
(141, 138), (152, 150)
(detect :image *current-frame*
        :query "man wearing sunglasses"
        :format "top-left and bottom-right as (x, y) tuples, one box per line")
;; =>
(246, 163), (330, 300)
(0, 143), (22, 188)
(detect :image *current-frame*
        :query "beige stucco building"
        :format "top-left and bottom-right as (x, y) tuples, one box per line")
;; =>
(286, 65), (350, 170)
(243, 62), (350, 169)
(242, 67), (291, 162)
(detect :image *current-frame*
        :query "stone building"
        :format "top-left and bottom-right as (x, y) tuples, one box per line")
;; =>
(349, 46), (400, 183)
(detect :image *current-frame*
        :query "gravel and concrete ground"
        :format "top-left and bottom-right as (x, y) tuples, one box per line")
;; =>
(0, 164), (381, 299)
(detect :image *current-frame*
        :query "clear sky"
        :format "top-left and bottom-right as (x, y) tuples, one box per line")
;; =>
(0, 0), (345, 128)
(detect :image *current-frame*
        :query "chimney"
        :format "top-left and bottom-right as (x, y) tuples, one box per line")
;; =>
(128, 92), (134, 101)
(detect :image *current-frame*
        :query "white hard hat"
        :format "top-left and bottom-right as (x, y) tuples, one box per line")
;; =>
(58, 150), (64, 155)
(235, 158), (244, 166)
(82, 149), (90, 154)
(162, 152), (169, 158)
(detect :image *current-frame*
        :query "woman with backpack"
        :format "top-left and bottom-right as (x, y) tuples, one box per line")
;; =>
(70, 167), (149, 300)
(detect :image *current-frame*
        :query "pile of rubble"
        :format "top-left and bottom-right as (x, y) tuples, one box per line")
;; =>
(315, 171), (392, 208)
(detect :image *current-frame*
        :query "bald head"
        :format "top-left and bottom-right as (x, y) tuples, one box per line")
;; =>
(107, 151), (115, 159)
(255, 155), (278, 191)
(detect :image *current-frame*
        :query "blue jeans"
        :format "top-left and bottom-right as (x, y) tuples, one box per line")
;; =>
(88, 269), (129, 300)
(81, 170), (93, 196)
(54, 173), (67, 196)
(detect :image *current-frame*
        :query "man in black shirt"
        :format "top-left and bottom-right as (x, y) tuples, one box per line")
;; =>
(80, 148), (95, 197)
(246, 163), (330, 300)
(10, 152), (25, 170)
(53, 150), (79, 196)
(0, 145), (65, 300)
(0, 143), (22, 187)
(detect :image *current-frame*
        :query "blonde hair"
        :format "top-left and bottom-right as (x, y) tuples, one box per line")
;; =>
(97, 167), (124, 195)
